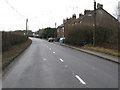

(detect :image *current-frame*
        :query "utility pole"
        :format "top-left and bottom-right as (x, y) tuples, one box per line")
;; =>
(93, 0), (96, 46)
(54, 22), (57, 38)
(26, 18), (28, 36)
(55, 22), (57, 28)
(118, 2), (120, 49)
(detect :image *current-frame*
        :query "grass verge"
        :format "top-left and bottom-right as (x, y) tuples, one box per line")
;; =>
(2, 39), (32, 70)
(83, 45), (120, 57)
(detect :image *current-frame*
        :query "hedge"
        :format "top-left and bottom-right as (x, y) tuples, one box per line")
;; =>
(2, 31), (28, 52)
(65, 25), (118, 46)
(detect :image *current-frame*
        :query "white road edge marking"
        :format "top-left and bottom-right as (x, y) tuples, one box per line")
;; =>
(75, 75), (86, 85)
(59, 58), (64, 62)
(53, 52), (55, 54)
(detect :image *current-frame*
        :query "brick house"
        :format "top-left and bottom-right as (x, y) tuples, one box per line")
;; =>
(57, 24), (64, 39)
(64, 6), (119, 45)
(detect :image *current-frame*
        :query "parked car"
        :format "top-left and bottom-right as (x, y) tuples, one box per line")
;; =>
(48, 38), (55, 42)
(59, 37), (65, 44)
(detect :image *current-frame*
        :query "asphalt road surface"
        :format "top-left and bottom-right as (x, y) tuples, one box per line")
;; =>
(3, 37), (118, 88)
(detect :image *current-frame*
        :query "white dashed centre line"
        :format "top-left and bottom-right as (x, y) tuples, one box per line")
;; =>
(59, 58), (64, 62)
(47, 46), (48, 48)
(49, 48), (51, 50)
(43, 58), (47, 61)
(75, 75), (86, 85)
(53, 52), (55, 54)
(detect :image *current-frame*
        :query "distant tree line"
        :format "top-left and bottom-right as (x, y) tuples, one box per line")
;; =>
(41, 27), (57, 39)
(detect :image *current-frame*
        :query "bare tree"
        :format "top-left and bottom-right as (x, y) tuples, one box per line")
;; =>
(117, 1), (120, 22)
(118, 1), (120, 22)
(114, 1), (120, 22)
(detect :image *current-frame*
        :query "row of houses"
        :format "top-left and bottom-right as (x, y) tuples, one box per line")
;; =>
(57, 3), (119, 45)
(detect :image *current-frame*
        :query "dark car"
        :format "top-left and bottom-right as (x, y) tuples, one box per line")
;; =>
(48, 38), (55, 42)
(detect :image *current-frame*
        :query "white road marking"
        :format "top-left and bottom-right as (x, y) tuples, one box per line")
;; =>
(43, 58), (47, 61)
(49, 48), (51, 50)
(47, 46), (48, 48)
(53, 52), (55, 54)
(75, 75), (86, 85)
(59, 58), (64, 62)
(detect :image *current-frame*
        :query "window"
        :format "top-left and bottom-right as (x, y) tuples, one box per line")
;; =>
(57, 29), (59, 32)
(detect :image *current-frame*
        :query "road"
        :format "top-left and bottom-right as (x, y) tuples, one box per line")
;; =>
(3, 37), (118, 88)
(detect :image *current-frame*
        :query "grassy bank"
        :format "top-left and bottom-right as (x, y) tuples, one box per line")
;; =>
(2, 39), (32, 70)
(83, 45), (120, 57)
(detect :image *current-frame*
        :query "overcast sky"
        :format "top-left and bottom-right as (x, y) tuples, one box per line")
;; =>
(0, 0), (119, 31)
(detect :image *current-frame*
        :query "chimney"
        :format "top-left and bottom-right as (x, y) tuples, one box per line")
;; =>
(97, 3), (103, 9)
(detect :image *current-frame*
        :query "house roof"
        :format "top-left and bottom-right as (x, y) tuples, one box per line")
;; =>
(65, 8), (118, 25)
(57, 24), (64, 28)
(95, 8), (118, 21)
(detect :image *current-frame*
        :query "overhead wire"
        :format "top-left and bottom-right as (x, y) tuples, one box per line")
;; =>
(4, 0), (26, 19)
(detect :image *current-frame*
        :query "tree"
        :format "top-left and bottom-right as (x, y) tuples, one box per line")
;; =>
(41, 27), (57, 39)
(118, 1), (120, 22)
(114, 1), (120, 22)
